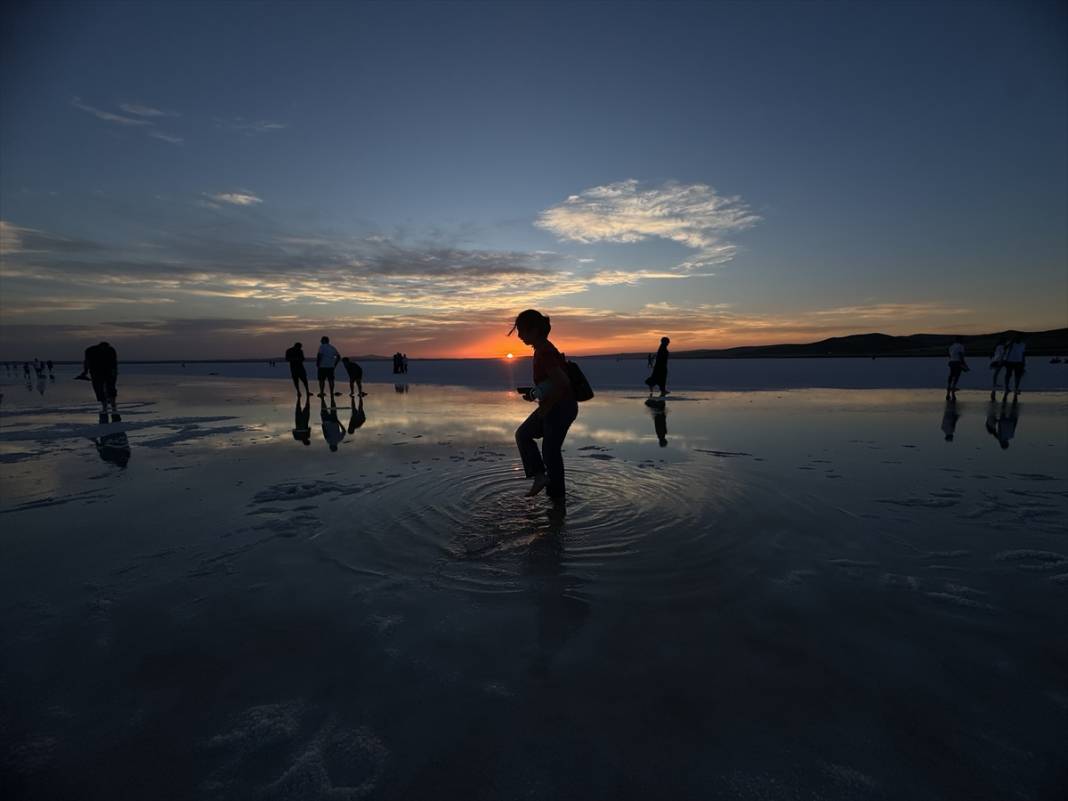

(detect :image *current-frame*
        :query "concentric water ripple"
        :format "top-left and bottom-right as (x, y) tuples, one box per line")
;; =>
(321, 450), (753, 602)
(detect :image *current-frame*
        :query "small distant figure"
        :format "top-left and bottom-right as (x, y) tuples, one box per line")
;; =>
(23, 362), (30, 378)
(1002, 336), (1026, 400)
(341, 357), (366, 397)
(291, 395), (311, 446)
(989, 339), (1006, 399)
(392, 352), (402, 374)
(320, 396), (345, 452)
(347, 395), (366, 433)
(33, 358), (43, 377)
(80, 341), (120, 422)
(645, 337), (670, 397)
(509, 309), (578, 511)
(945, 336), (968, 399)
(46, 359), (54, 377)
(647, 352), (654, 368)
(394, 383), (408, 393)
(284, 341), (310, 396)
(316, 336), (341, 397)
(940, 397), (960, 442)
(401, 353), (409, 374)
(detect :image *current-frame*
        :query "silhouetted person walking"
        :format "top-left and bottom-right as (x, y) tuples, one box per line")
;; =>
(946, 336), (968, 399)
(645, 337), (670, 397)
(80, 341), (120, 423)
(989, 339), (1006, 400)
(316, 336), (341, 397)
(401, 353), (409, 374)
(46, 359), (54, 378)
(292, 396), (311, 445)
(341, 357), (366, 397)
(647, 352), (654, 368)
(285, 341), (310, 396)
(1002, 336), (1026, 400)
(320, 396), (344, 452)
(510, 309), (578, 512)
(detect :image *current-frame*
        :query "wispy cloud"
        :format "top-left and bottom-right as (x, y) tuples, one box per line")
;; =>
(71, 97), (151, 126)
(537, 179), (760, 271)
(71, 98), (183, 144)
(207, 191), (263, 206)
(148, 131), (184, 144)
(215, 117), (287, 134)
(119, 103), (180, 118)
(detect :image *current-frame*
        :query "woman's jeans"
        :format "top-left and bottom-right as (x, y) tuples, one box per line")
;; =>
(515, 397), (578, 500)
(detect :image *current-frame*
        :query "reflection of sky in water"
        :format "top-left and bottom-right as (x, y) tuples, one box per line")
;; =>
(2, 376), (1067, 799)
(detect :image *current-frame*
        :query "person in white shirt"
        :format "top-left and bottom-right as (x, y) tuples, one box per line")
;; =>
(316, 335), (341, 398)
(946, 336), (969, 399)
(989, 339), (1007, 399)
(1002, 336), (1026, 399)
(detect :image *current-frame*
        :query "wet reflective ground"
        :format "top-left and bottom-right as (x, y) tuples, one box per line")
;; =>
(2, 373), (1067, 800)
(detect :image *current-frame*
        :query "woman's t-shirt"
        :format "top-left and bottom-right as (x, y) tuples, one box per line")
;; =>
(532, 340), (568, 385)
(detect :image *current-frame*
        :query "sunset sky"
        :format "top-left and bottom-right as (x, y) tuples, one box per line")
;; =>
(1, 1), (1065, 359)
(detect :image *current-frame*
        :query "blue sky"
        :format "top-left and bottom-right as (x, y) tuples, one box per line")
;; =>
(1, 0), (1065, 358)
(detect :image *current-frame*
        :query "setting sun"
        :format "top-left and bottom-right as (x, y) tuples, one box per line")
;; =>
(506, 353), (514, 359)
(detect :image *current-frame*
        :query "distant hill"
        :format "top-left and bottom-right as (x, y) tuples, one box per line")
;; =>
(607, 328), (1068, 359)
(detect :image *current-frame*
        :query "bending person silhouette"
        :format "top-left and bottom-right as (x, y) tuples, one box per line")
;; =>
(316, 336), (341, 397)
(80, 341), (120, 423)
(645, 337), (670, 397)
(509, 309), (578, 512)
(285, 341), (310, 396)
(292, 396), (311, 445)
(341, 356), (366, 397)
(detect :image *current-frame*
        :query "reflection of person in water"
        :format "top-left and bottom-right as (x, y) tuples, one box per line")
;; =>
(524, 521), (589, 680)
(394, 383), (408, 394)
(941, 397), (960, 441)
(645, 336), (670, 397)
(347, 395), (366, 434)
(320, 396), (345, 452)
(985, 398), (1020, 450)
(92, 432), (131, 468)
(652, 404), (668, 446)
(292, 396), (311, 445)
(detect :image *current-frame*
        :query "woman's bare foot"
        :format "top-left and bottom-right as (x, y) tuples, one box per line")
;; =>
(526, 474), (548, 497)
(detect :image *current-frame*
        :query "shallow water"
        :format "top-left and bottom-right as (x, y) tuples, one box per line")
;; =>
(1, 374), (1066, 799)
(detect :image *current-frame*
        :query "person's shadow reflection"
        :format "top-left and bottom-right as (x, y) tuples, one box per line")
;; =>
(986, 397), (1020, 450)
(292, 396), (311, 446)
(394, 383), (408, 394)
(347, 395), (366, 434)
(941, 397), (960, 442)
(93, 431), (131, 468)
(524, 519), (590, 681)
(320, 396), (345, 452)
(646, 399), (668, 446)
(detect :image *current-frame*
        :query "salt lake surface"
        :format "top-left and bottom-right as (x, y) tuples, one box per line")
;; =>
(1, 367), (1066, 800)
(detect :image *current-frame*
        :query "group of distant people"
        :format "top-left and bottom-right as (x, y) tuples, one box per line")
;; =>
(283, 337), (367, 399)
(3, 359), (54, 379)
(42, 324), (1045, 510)
(946, 335), (1027, 401)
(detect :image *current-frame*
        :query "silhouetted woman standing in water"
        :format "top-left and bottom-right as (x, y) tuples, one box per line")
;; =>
(511, 309), (578, 513)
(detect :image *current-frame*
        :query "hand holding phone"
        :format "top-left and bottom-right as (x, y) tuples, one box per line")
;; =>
(516, 386), (534, 401)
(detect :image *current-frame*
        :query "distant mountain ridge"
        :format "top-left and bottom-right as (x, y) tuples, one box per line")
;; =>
(608, 328), (1068, 359)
